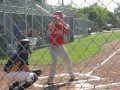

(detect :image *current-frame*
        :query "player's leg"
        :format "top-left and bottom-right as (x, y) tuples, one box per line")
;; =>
(47, 45), (58, 84)
(58, 46), (77, 81)
(8, 72), (39, 89)
(2, 72), (21, 90)
(19, 72), (39, 89)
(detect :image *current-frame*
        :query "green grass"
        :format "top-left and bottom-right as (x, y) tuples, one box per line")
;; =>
(1, 31), (120, 65)
(29, 31), (120, 65)
(0, 55), (8, 65)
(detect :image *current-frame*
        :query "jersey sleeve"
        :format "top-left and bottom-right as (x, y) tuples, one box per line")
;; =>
(49, 23), (56, 34)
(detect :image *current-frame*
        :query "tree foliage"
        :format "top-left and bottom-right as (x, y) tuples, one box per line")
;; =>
(114, 2), (120, 23)
(69, 4), (117, 29)
(114, 2), (120, 14)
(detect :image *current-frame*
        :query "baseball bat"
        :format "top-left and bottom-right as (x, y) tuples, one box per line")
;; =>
(35, 3), (52, 16)
(33, 2), (68, 25)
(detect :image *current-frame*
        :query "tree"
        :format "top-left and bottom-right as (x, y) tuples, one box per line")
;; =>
(71, 4), (117, 30)
(67, 3), (118, 30)
(114, 3), (120, 14)
(114, 2), (120, 23)
(78, 5), (109, 29)
(106, 12), (117, 24)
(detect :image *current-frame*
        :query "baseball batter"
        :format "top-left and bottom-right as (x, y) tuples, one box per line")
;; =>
(47, 11), (77, 84)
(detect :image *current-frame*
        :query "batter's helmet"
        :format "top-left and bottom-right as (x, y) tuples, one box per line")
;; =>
(53, 11), (65, 19)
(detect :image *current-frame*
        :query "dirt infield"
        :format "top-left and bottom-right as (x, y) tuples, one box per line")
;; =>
(1, 39), (120, 90)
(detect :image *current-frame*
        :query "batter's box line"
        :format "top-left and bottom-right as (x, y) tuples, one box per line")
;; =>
(33, 78), (107, 88)
(35, 72), (107, 88)
(74, 82), (120, 90)
(38, 73), (101, 80)
(87, 48), (120, 75)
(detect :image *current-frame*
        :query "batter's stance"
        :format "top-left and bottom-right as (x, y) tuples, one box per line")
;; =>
(47, 11), (77, 84)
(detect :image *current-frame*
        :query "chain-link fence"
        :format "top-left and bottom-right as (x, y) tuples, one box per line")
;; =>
(0, 0), (120, 90)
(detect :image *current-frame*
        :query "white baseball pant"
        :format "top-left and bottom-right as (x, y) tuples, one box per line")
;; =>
(49, 45), (75, 80)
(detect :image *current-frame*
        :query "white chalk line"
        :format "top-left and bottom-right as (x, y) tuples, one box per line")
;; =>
(87, 48), (120, 75)
(75, 82), (120, 90)
(33, 72), (103, 88)
(38, 73), (100, 80)
(33, 78), (106, 88)
(77, 48), (120, 90)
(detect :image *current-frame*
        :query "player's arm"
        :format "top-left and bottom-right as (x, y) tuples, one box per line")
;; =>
(62, 23), (70, 34)
(19, 53), (31, 72)
(23, 64), (31, 72)
(48, 23), (55, 34)
(60, 18), (70, 30)
(64, 24), (70, 31)
(63, 21), (70, 29)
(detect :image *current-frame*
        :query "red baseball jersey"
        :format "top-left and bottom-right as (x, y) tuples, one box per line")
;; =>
(48, 22), (68, 45)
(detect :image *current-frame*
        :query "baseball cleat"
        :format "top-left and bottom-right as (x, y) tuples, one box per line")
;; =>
(46, 78), (54, 85)
(68, 77), (78, 82)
